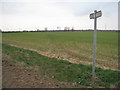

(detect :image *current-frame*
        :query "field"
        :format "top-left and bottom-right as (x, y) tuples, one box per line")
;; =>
(2, 31), (120, 88)
(2, 43), (120, 88)
(3, 32), (118, 70)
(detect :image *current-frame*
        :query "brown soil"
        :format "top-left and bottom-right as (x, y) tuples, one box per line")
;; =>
(2, 54), (85, 88)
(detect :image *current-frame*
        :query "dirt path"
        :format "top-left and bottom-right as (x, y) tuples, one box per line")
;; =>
(2, 54), (85, 88)
(9, 44), (119, 71)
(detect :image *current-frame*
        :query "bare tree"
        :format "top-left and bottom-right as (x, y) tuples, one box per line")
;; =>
(68, 27), (70, 30)
(45, 27), (47, 31)
(57, 26), (61, 30)
(64, 27), (67, 30)
(71, 27), (74, 31)
(37, 29), (40, 32)
(64, 27), (70, 30)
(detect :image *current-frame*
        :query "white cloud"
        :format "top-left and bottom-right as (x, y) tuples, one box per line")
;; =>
(0, 0), (118, 31)
(1, 1), (81, 30)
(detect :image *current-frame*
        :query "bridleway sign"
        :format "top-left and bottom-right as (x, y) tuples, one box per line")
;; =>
(89, 10), (102, 79)
(90, 10), (102, 19)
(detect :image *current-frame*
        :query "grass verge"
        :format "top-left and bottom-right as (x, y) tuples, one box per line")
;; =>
(2, 43), (120, 88)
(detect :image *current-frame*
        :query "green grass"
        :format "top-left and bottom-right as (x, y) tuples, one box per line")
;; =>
(2, 32), (118, 69)
(2, 44), (120, 88)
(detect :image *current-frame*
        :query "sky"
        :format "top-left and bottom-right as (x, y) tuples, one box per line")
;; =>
(0, 0), (119, 31)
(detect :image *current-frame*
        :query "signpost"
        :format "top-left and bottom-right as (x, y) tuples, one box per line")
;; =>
(90, 10), (102, 78)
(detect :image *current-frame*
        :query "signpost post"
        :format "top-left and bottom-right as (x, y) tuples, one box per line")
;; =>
(90, 10), (102, 79)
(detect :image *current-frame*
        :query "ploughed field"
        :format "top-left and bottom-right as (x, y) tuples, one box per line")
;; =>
(2, 32), (118, 70)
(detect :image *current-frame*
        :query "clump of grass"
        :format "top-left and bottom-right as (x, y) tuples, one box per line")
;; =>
(2, 44), (120, 88)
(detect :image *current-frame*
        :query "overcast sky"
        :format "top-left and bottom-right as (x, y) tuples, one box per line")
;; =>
(0, 0), (119, 31)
